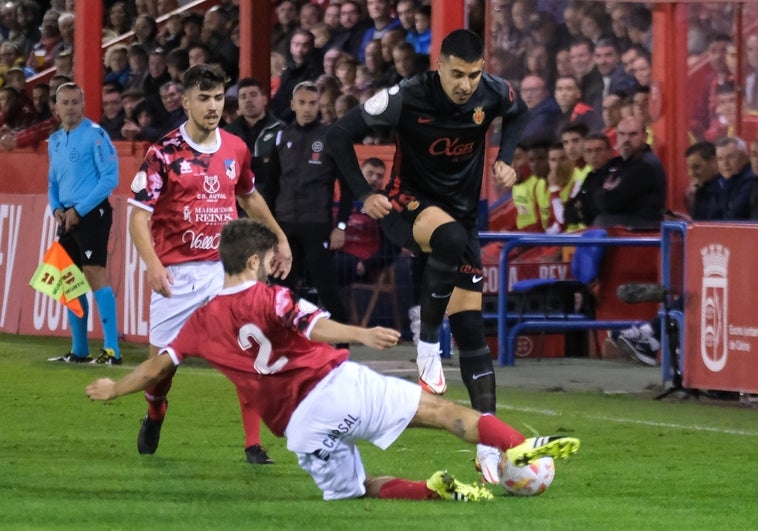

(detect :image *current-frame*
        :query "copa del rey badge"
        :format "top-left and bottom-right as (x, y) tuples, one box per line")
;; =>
(700, 244), (729, 372)
(472, 106), (485, 125)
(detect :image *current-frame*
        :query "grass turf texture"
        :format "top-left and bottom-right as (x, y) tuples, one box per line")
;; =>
(2, 333), (757, 530)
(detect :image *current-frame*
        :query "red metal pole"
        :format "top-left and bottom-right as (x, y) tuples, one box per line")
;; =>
(430, 0), (466, 68)
(239, 0), (271, 92)
(74, 1), (102, 121)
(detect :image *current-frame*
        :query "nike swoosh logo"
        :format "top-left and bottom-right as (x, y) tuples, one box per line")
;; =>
(472, 275), (483, 283)
(417, 116), (433, 123)
(430, 291), (453, 299)
(471, 371), (494, 380)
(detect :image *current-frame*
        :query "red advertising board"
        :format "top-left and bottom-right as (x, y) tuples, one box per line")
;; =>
(683, 223), (758, 393)
(1, 194), (151, 343)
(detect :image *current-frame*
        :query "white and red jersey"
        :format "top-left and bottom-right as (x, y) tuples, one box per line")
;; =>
(164, 281), (349, 437)
(128, 124), (255, 265)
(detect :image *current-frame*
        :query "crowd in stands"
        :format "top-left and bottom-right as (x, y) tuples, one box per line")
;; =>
(0, 0), (758, 217)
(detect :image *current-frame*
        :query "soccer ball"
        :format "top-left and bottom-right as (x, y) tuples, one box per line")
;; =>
(499, 456), (555, 496)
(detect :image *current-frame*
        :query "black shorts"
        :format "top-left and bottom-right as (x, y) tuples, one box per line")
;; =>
(381, 189), (484, 293)
(59, 199), (113, 268)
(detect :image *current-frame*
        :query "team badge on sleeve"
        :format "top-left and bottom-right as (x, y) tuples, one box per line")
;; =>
(131, 171), (147, 193)
(364, 88), (389, 116)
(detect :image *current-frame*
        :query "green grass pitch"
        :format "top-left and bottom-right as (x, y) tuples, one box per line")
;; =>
(1, 333), (757, 530)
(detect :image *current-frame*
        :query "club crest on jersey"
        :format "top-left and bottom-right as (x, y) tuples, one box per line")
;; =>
(179, 160), (193, 174)
(473, 106), (485, 125)
(203, 175), (220, 194)
(224, 159), (237, 180)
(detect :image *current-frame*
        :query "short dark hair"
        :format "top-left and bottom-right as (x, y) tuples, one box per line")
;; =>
(440, 29), (483, 63)
(220, 219), (278, 275)
(561, 121), (589, 138)
(237, 77), (265, 94)
(362, 157), (385, 169)
(584, 133), (611, 149)
(182, 64), (227, 92)
(685, 141), (716, 160)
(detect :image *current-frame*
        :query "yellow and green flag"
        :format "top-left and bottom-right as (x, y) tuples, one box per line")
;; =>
(29, 242), (90, 317)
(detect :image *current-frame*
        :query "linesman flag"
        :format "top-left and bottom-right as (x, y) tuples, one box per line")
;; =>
(29, 242), (91, 317)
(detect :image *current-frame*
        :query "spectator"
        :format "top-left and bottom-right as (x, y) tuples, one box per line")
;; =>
(323, 3), (340, 32)
(569, 38), (597, 108)
(100, 84), (125, 140)
(155, 79), (185, 134)
(406, 4), (431, 56)
(585, 37), (637, 111)
(132, 14), (159, 53)
(105, 1), (131, 36)
(396, 0), (418, 34)
(627, 4), (652, 52)
(157, 12), (183, 52)
(376, 29), (406, 85)
(331, 0), (370, 59)
(578, 4), (609, 46)
(620, 44), (646, 77)
(46, 82), (121, 365)
(142, 48), (170, 106)
(334, 93), (358, 119)
(104, 44), (130, 86)
(601, 92), (622, 152)
(554, 74), (602, 133)
(561, 1), (584, 42)
(593, 115), (666, 229)
(120, 87), (144, 126)
(715, 136), (757, 220)
(272, 0), (298, 56)
(26, 8), (62, 73)
(322, 46), (343, 77)
(630, 53), (651, 89)
(490, 0), (523, 56)
(3, 66), (26, 93)
(165, 47), (188, 82)
(267, 81), (352, 328)
(335, 53), (360, 97)
(510, 0), (531, 36)
(518, 73), (561, 143)
(362, 39), (386, 87)
(745, 35), (758, 112)
(541, 142), (576, 234)
(57, 10), (74, 55)
(31, 82), (51, 122)
(224, 77), (285, 201)
(564, 132), (613, 228)
(513, 139), (550, 232)
(187, 42), (212, 68)
(335, 157), (400, 286)
(179, 11), (203, 50)
(390, 41), (419, 82)
(318, 87), (337, 125)
(124, 44), (149, 92)
(53, 50), (73, 78)
(10, 0), (40, 60)
(608, 2), (632, 51)
(0, 1), (17, 42)
(555, 47), (574, 79)
(524, 44), (552, 88)
(0, 85), (34, 129)
(269, 29), (324, 123)
(748, 138), (758, 219)
(134, 0), (158, 19)
(631, 86), (654, 145)
(201, 6), (238, 80)
(0, 41), (34, 83)
(357, 0), (401, 63)
(299, 2), (321, 32)
(560, 121), (590, 183)
(311, 22), (332, 52)
(684, 141), (722, 221)
(704, 82), (737, 142)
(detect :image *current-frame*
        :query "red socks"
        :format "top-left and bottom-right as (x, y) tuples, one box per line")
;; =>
(477, 413), (525, 450)
(237, 388), (262, 448)
(378, 479), (437, 500)
(144, 370), (175, 420)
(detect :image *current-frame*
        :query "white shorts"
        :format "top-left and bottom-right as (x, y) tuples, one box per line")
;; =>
(285, 361), (422, 501)
(149, 261), (224, 347)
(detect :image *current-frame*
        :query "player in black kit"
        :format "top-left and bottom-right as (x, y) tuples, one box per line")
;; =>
(327, 29), (528, 484)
